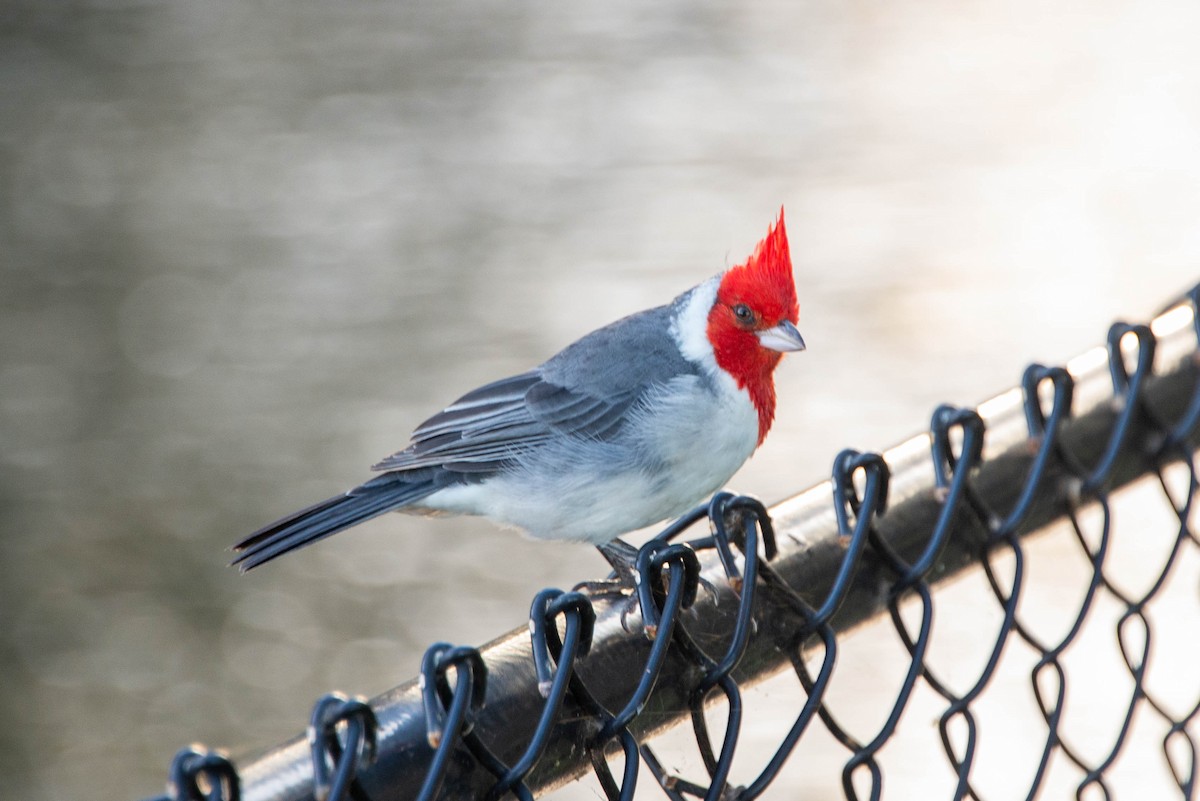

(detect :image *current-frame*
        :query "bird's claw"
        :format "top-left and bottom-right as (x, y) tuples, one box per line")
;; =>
(572, 577), (634, 599)
(573, 577), (643, 635)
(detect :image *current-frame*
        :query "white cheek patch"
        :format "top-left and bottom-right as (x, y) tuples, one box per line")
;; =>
(669, 276), (721, 373)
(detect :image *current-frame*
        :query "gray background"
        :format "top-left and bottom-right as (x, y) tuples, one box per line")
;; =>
(4, 2), (1200, 799)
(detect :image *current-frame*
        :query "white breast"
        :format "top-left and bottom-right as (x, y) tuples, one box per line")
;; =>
(416, 374), (758, 543)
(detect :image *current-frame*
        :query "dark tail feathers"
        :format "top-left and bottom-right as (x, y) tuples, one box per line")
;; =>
(232, 475), (438, 571)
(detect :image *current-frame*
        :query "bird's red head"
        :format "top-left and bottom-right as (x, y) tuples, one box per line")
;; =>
(707, 208), (802, 444)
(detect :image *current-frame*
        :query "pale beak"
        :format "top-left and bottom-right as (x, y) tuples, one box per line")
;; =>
(757, 320), (806, 352)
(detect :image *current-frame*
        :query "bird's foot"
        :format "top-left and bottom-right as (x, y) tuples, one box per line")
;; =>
(573, 539), (643, 633)
(574, 539), (720, 635)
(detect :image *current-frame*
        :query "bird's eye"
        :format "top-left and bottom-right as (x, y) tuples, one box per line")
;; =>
(732, 303), (756, 326)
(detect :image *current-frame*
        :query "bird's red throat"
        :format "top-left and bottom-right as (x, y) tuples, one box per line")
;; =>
(706, 326), (782, 445)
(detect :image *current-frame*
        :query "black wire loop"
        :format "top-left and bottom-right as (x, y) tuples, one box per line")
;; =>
(805, 449), (889, 627)
(696, 496), (769, 686)
(483, 590), (597, 801)
(603, 543), (698, 732)
(634, 540), (700, 640)
(1083, 323), (1157, 490)
(1021, 364), (1074, 439)
(308, 693), (378, 801)
(421, 642), (488, 747)
(987, 364), (1078, 535)
(832, 449), (891, 533)
(529, 588), (595, 696)
(930, 403), (986, 491)
(415, 642), (489, 801)
(1164, 285), (1200, 446)
(897, 404), (984, 580)
(694, 492), (779, 586)
(648, 496), (771, 801)
(146, 744), (239, 801)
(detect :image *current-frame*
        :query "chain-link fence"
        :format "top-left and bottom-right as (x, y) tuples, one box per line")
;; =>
(143, 285), (1200, 801)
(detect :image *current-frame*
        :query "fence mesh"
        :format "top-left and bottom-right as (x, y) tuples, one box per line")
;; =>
(144, 286), (1200, 801)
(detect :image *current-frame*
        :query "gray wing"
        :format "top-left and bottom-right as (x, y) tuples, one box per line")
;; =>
(371, 302), (701, 475)
(369, 371), (638, 474)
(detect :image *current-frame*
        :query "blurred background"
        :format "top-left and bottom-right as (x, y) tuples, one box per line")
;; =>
(4, 2), (1200, 799)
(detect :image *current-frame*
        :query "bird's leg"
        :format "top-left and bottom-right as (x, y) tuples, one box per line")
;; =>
(573, 538), (640, 598)
(571, 539), (644, 633)
(597, 538), (642, 585)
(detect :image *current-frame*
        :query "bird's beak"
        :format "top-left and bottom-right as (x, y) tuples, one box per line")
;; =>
(757, 320), (806, 353)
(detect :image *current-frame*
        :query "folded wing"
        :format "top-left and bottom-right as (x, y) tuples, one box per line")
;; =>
(370, 371), (640, 474)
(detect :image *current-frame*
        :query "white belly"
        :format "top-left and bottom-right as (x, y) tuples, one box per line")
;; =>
(416, 374), (760, 543)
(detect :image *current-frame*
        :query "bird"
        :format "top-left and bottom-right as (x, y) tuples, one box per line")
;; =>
(232, 209), (804, 574)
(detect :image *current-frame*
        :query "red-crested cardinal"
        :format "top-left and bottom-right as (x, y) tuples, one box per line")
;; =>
(232, 209), (804, 572)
